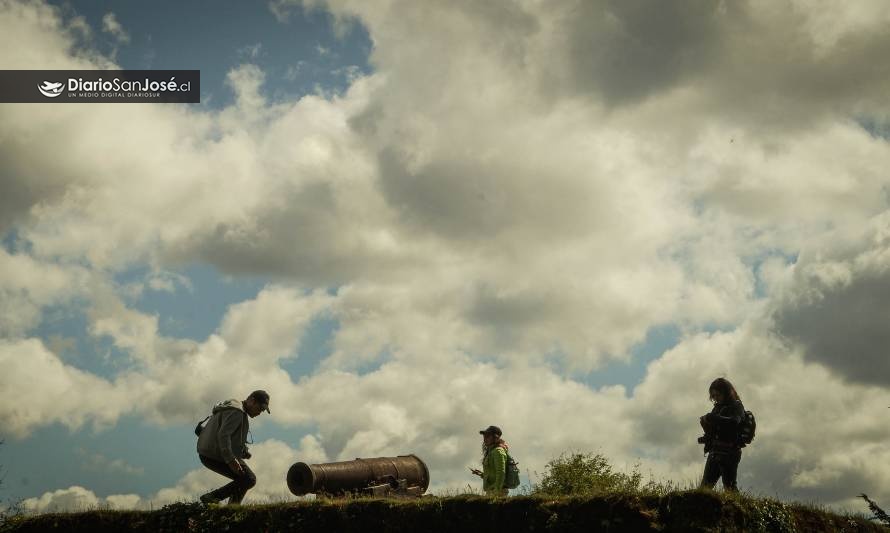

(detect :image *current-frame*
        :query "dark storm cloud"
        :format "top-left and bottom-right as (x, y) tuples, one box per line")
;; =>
(555, 0), (727, 105)
(773, 267), (890, 386)
(771, 219), (890, 387)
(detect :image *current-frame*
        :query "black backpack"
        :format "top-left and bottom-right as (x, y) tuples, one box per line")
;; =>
(505, 453), (520, 489)
(738, 410), (756, 446)
(194, 415), (210, 436)
(195, 400), (228, 436)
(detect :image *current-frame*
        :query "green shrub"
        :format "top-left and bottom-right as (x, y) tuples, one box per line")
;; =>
(532, 452), (643, 497)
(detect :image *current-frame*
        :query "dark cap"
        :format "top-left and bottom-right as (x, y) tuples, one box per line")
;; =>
(479, 425), (502, 437)
(248, 390), (271, 414)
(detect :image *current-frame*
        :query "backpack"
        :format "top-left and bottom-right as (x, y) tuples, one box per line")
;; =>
(505, 453), (520, 489)
(194, 415), (210, 436)
(195, 399), (234, 436)
(738, 410), (756, 446)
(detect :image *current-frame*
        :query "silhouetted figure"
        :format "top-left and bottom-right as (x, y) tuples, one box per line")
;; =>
(698, 378), (745, 491)
(196, 390), (270, 504)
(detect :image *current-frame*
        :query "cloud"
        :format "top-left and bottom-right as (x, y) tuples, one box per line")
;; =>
(78, 450), (144, 476)
(1, 0), (716, 374)
(101, 12), (129, 44)
(545, 0), (728, 106)
(268, 0), (296, 24)
(236, 43), (263, 60)
(21, 486), (103, 513)
(0, 2), (114, 232)
(771, 213), (890, 385)
(104, 494), (142, 510)
(687, 123), (890, 225)
(145, 270), (193, 294)
(0, 338), (127, 438)
(0, 282), (324, 437)
(0, 250), (90, 337)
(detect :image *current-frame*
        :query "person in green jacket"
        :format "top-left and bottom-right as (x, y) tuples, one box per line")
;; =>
(470, 425), (509, 496)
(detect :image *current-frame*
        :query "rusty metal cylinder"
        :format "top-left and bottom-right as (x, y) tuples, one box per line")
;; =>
(287, 454), (430, 496)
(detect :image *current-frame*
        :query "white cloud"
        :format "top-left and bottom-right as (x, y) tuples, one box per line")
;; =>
(22, 486), (102, 513)
(104, 493), (142, 510)
(0, 338), (127, 438)
(218, 287), (331, 362)
(101, 12), (129, 44)
(146, 270), (193, 293)
(0, 249), (89, 337)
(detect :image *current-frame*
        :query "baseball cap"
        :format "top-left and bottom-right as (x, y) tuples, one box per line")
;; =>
(479, 425), (502, 437)
(248, 390), (271, 414)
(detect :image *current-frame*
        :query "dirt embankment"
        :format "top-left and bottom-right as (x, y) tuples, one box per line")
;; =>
(2, 491), (887, 533)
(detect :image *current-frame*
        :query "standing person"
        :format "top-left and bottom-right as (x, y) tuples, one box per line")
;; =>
(196, 390), (270, 504)
(698, 378), (745, 491)
(470, 425), (509, 496)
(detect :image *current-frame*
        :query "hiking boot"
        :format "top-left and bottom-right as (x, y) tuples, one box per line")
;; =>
(200, 492), (221, 505)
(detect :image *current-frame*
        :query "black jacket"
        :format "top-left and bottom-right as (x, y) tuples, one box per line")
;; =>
(703, 399), (745, 445)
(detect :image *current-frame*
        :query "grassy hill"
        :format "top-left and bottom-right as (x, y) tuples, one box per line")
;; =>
(2, 490), (887, 533)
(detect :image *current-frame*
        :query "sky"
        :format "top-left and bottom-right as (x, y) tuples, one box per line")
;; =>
(2, 0), (890, 515)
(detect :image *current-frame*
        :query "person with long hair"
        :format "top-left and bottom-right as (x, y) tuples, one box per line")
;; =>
(469, 425), (510, 496)
(698, 377), (745, 491)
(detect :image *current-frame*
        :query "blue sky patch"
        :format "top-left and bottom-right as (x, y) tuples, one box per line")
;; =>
(50, 0), (372, 109)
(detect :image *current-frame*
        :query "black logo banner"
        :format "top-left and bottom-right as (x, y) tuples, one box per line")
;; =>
(0, 70), (201, 103)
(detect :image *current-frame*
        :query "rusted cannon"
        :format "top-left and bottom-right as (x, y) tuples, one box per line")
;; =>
(287, 454), (430, 497)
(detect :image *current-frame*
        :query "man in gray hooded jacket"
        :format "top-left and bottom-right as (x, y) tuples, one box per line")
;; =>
(196, 390), (270, 504)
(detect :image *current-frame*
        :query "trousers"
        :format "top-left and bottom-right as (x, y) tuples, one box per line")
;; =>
(199, 454), (256, 504)
(700, 448), (741, 491)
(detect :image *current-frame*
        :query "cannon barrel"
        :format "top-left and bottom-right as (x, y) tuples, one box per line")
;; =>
(287, 454), (430, 496)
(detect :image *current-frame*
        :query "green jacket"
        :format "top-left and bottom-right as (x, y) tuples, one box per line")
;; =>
(482, 443), (508, 495)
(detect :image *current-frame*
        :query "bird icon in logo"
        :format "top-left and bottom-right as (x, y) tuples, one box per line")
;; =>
(38, 80), (64, 98)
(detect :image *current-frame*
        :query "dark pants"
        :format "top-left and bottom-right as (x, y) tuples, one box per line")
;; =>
(199, 455), (256, 504)
(701, 449), (741, 491)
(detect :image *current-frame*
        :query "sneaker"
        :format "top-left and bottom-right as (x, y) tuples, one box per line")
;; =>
(200, 493), (221, 505)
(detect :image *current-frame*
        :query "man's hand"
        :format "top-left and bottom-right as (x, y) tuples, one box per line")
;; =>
(468, 467), (482, 477)
(229, 460), (244, 475)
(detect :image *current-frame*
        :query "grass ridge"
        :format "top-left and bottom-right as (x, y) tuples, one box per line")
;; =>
(2, 490), (887, 533)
